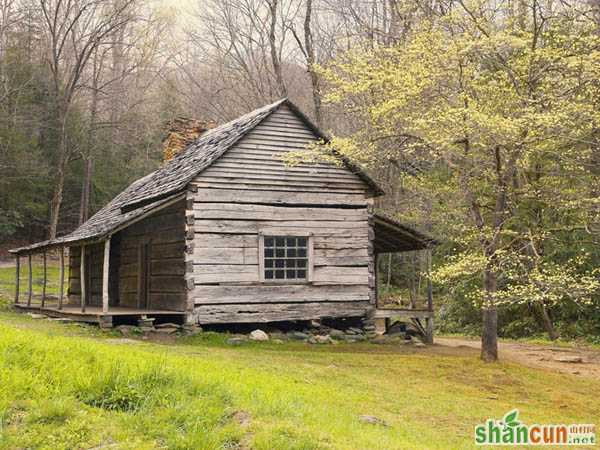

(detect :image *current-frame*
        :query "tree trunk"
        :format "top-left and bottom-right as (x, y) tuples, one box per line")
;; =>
(267, 0), (286, 97)
(79, 156), (92, 225)
(539, 302), (558, 341)
(481, 268), (499, 362)
(387, 0), (400, 43)
(80, 50), (99, 226)
(49, 111), (68, 239)
(49, 159), (65, 239)
(303, 0), (322, 126)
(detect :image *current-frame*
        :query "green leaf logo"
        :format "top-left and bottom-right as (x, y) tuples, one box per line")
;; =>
(503, 409), (520, 428)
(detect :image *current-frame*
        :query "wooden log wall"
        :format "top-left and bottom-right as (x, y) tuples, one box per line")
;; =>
(117, 200), (186, 310)
(189, 105), (375, 324)
(68, 243), (104, 306)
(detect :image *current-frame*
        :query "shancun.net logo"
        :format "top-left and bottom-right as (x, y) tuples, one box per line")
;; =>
(475, 409), (596, 446)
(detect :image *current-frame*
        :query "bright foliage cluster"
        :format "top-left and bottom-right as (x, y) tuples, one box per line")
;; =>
(318, 0), (600, 309)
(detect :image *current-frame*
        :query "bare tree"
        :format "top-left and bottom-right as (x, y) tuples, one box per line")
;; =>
(78, 47), (98, 225)
(77, 5), (169, 224)
(180, 0), (304, 121)
(290, 0), (321, 125)
(39, 0), (137, 238)
(267, 0), (287, 96)
(0, 0), (24, 104)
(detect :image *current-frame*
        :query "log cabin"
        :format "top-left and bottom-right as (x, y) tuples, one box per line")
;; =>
(9, 99), (435, 339)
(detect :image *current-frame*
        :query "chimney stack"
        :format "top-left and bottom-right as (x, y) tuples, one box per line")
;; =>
(162, 117), (215, 161)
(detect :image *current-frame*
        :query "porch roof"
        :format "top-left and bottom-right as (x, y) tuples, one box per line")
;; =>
(373, 213), (437, 253)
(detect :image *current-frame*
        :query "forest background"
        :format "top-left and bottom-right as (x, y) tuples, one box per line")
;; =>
(1, 0), (598, 356)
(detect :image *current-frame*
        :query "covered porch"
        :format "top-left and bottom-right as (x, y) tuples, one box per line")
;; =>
(372, 213), (436, 343)
(10, 241), (186, 328)
(9, 197), (189, 328)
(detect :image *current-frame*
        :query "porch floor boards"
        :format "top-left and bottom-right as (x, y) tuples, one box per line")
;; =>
(13, 302), (185, 324)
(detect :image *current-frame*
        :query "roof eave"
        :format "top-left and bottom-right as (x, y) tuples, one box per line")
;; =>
(9, 236), (97, 255)
(373, 213), (438, 250)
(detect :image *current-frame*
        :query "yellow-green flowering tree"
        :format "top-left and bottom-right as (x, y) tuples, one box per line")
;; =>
(317, 0), (600, 361)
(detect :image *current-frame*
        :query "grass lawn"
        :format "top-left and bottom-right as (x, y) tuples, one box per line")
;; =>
(0, 257), (68, 299)
(0, 266), (598, 449)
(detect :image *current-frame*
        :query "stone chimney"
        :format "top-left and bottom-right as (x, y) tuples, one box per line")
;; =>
(162, 117), (215, 161)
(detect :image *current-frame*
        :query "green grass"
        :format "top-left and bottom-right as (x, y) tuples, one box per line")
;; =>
(0, 264), (599, 449)
(0, 259), (69, 298)
(0, 303), (598, 449)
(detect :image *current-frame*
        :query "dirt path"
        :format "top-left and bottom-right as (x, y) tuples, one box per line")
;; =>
(436, 337), (600, 378)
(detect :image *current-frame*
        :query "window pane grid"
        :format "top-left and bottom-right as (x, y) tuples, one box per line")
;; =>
(264, 236), (308, 281)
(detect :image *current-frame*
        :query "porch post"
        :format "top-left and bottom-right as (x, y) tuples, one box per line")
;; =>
(58, 247), (64, 310)
(14, 255), (20, 304)
(425, 247), (434, 344)
(102, 238), (111, 314)
(80, 245), (86, 313)
(410, 251), (417, 309)
(375, 253), (380, 309)
(27, 254), (32, 306)
(41, 251), (47, 307)
(426, 247), (433, 312)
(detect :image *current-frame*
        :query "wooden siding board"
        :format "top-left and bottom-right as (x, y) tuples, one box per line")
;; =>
(260, 112), (311, 125)
(192, 264), (367, 286)
(261, 119), (313, 129)
(314, 256), (370, 266)
(244, 126), (317, 138)
(312, 266), (369, 285)
(202, 168), (363, 183)
(192, 247), (253, 265)
(192, 301), (370, 324)
(214, 159), (354, 175)
(240, 134), (318, 146)
(260, 114), (312, 124)
(192, 246), (366, 267)
(196, 174), (365, 189)
(193, 234), (258, 248)
(218, 153), (337, 167)
(195, 219), (368, 233)
(193, 188), (368, 206)
(193, 204), (367, 221)
(193, 264), (259, 283)
(313, 236), (369, 249)
(192, 284), (369, 304)
(221, 146), (305, 156)
(192, 180), (365, 194)
(192, 181), (363, 194)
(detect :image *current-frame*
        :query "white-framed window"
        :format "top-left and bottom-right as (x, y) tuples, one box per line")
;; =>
(258, 233), (313, 283)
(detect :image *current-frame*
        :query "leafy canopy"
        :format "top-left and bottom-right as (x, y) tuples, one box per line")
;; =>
(318, 0), (600, 307)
